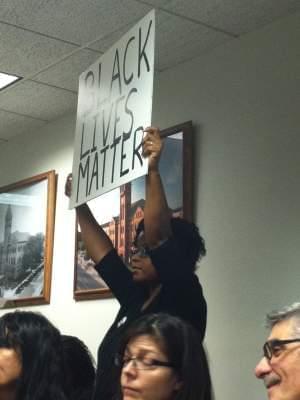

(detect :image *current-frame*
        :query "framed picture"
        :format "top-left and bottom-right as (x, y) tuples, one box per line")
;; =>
(74, 121), (193, 300)
(0, 171), (56, 308)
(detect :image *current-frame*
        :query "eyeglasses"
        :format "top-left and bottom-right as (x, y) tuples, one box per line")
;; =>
(130, 245), (149, 258)
(263, 338), (300, 360)
(115, 354), (174, 370)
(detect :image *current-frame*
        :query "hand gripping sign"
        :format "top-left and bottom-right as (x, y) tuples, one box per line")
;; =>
(70, 10), (155, 208)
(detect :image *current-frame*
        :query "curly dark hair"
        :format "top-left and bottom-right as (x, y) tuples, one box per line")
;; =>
(0, 311), (68, 400)
(135, 217), (206, 272)
(116, 313), (212, 400)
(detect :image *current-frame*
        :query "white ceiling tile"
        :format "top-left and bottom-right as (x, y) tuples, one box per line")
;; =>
(0, 0), (151, 44)
(155, 11), (230, 71)
(0, 23), (77, 77)
(0, 81), (77, 121)
(91, 9), (230, 71)
(141, 0), (300, 34)
(0, 110), (46, 140)
(90, 24), (132, 53)
(33, 49), (102, 92)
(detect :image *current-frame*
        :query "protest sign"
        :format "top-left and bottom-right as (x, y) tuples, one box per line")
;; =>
(70, 10), (155, 208)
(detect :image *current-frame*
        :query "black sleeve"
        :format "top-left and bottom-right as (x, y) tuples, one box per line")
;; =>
(94, 249), (139, 306)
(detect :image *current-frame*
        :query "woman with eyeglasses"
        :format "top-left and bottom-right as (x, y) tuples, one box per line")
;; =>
(65, 126), (207, 400)
(115, 313), (212, 400)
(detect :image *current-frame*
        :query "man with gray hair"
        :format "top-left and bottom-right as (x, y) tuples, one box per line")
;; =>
(255, 302), (300, 400)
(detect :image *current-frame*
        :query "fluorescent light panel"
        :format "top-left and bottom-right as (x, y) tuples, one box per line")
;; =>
(0, 72), (21, 90)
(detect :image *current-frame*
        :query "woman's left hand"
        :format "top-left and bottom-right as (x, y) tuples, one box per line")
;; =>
(142, 126), (163, 171)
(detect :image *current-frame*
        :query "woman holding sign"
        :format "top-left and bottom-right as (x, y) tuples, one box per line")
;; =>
(65, 126), (207, 400)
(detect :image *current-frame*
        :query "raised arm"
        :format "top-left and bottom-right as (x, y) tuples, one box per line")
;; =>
(142, 127), (172, 248)
(65, 174), (113, 264)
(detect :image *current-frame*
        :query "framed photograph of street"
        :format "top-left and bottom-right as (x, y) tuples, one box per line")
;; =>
(0, 170), (56, 308)
(74, 121), (193, 300)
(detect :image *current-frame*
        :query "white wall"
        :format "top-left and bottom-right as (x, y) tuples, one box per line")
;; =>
(0, 11), (299, 400)
(152, 11), (300, 400)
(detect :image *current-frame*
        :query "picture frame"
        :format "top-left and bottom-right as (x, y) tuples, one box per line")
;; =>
(0, 170), (56, 308)
(74, 121), (193, 300)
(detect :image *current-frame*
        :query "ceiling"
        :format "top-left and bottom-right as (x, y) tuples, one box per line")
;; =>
(0, 0), (299, 143)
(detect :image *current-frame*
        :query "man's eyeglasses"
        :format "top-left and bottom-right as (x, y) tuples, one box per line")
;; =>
(263, 338), (300, 360)
(115, 354), (174, 370)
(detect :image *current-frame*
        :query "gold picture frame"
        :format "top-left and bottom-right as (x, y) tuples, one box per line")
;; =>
(0, 171), (56, 308)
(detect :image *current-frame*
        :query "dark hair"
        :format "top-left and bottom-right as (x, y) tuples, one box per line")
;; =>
(117, 313), (212, 400)
(62, 335), (95, 400)
(0, 311), (68, 400)
(135, 218), (206, 272)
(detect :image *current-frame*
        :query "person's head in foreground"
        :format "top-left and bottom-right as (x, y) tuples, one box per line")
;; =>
(62, 335), (95, 400)
(131, 218), (206, 284)
(0, 310), (68, 400)
(255, 302), (300, 400)
(115, 313), (212, 400)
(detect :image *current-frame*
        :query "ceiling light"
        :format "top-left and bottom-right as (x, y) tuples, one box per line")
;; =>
(0, 72), (21, 90)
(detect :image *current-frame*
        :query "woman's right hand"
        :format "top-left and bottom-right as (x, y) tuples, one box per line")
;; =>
(65, 173), (73, 198)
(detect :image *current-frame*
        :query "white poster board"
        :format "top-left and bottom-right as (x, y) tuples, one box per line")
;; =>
(70, 10), (155, 208)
